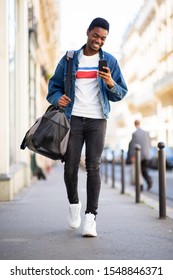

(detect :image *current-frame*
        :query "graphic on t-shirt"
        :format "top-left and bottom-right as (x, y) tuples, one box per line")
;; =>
(76, 67), (98, 79)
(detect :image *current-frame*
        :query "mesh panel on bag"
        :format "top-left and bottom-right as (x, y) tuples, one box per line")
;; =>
(33, 117), (69, 151)
(24, 110), (70, 160)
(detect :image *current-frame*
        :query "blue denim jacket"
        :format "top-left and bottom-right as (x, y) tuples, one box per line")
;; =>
(47, 45), (128, 119)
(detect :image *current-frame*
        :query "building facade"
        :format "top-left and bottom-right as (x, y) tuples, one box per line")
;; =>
(110, 0), (173, 151)
(0, 0), (60, 201)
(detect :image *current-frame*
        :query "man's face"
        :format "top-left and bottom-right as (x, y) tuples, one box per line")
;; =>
(86, 27), (108, 53)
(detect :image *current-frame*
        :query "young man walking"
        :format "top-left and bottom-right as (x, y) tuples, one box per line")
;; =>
(47, 17), (128, 237)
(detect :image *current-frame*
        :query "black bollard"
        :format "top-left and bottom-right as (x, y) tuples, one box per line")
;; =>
(158, 142), (166, 219)
(111, 150), (115, 188)
(121, 149), (125, 194)
(135, 144), (141, 203)
(104, 155), (108, 184)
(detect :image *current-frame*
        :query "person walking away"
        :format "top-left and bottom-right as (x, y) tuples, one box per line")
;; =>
(47, 18), (128, 237)
(129, 120), (152, 191)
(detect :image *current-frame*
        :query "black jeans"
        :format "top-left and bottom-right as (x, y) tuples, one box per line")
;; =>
(64, 116), (107, 215)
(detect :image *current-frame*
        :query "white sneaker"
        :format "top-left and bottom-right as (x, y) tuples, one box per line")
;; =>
(82, 213), (97, 237)
(68, 202), (81, 229)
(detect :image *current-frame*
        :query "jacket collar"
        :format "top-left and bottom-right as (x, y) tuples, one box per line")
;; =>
(76, 44), (104, 60)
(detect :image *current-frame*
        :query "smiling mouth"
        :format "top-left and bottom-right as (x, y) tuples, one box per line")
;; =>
(92, 43), (100, 49)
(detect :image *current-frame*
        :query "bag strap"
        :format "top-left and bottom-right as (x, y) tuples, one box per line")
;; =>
(20, 130), (30, 149)
(65, 50), (74, 97)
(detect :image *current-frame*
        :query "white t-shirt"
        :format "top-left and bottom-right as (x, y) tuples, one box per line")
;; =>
(72, 51), (104, 119)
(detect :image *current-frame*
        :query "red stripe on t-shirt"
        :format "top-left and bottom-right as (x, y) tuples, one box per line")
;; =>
(76, 71), (97, 79)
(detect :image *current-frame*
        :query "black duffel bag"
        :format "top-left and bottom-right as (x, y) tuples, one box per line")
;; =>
(20, 105), (70, 160)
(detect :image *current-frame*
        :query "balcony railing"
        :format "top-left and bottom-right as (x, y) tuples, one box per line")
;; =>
(154, 72), (173, 93)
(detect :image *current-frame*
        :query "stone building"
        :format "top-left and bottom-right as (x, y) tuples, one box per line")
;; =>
(113, 0), (173, 150)
(0, 0), (60, 201)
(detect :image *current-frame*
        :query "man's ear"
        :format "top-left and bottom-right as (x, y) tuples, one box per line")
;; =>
(86, 29), (89, 36)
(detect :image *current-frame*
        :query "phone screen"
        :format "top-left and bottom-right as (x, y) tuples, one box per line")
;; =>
(99, 60), (107, 72)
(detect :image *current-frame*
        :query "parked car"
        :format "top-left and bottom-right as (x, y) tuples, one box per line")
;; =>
(101, 147), (127, 164)
(101, 147), (114, 163)
(149, 146), (173, 170)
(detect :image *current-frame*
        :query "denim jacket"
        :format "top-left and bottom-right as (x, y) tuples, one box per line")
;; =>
(47, 45), (128, 119)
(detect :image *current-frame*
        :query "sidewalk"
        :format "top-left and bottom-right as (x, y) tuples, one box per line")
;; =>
(0, 162), (173, 260)
(105, 173), (173, 220)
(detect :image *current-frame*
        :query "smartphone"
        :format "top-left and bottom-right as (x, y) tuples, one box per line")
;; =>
(99, 59), (107, 72)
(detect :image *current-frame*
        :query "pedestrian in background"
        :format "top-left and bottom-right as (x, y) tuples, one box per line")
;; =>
(129, 119), (152, 191)
(47, 17), (128, 237)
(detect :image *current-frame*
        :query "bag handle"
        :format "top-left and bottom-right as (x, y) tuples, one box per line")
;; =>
(65, 50), (74, 97)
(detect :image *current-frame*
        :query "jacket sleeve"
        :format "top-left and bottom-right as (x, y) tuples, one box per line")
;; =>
(46, 56), (66, 108)
(106, 58), (128, 102)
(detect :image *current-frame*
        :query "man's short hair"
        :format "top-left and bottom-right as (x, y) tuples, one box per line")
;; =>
(134, 120), (140, 127)
(88, 17), (110, 32)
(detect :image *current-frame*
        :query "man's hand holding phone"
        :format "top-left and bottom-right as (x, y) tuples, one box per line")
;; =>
(98, 60), (114, 89)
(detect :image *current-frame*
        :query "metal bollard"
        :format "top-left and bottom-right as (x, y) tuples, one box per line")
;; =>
(111, 150), (115, 188)
(158, 142), (166, 219)
(104, 155), (108, 184)
(135, 144), (141, 203)
(121, 149), (125, 194)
